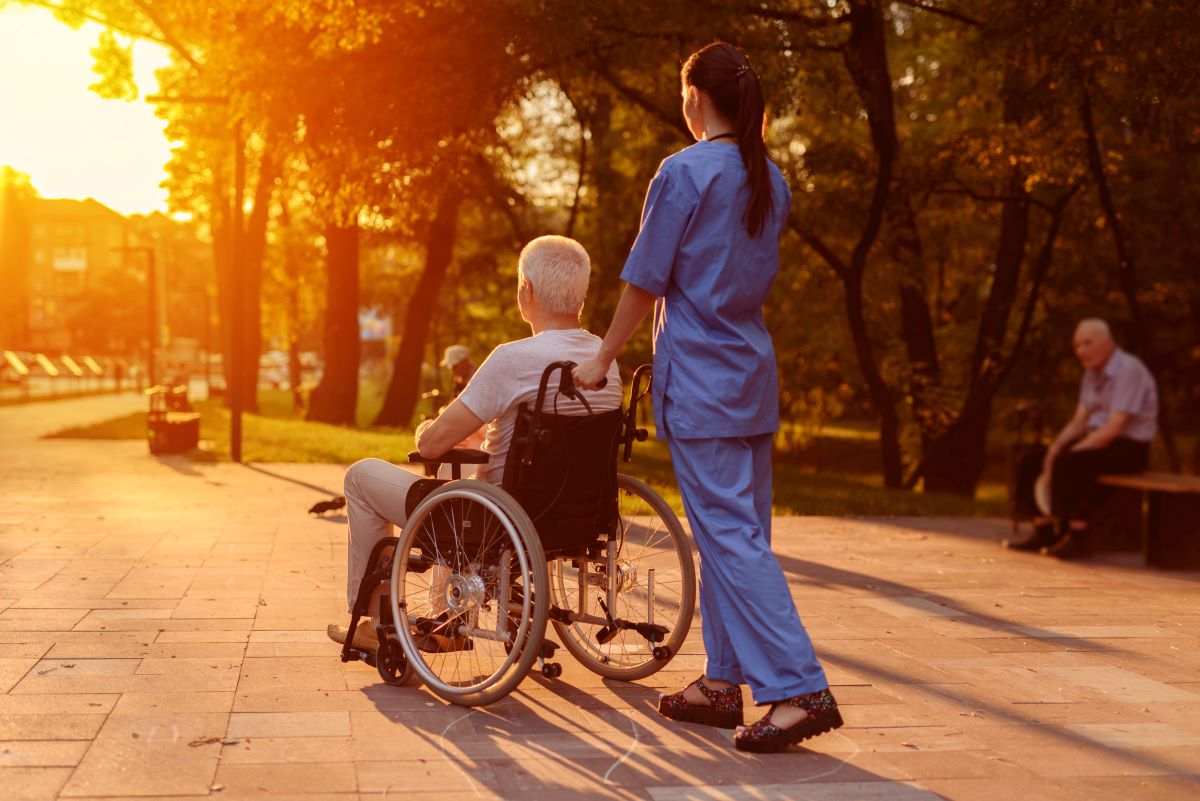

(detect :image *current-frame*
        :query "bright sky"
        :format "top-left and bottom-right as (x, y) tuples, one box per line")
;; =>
(0, 4), (173, 215)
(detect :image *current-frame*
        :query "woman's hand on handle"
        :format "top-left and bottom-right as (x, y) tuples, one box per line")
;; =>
(572, 357), (612, 391)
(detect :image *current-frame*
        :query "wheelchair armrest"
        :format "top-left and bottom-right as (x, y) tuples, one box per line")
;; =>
(407, 448), (490, 465)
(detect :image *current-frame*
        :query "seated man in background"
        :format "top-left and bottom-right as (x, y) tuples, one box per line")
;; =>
(1006, 318), (1158, 559)
(328, 235), (623, 650)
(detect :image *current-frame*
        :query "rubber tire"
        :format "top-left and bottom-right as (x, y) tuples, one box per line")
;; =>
(376, 637), (416, 687)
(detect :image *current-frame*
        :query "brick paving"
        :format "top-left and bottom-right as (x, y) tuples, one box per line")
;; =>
(2, 395), (1199, 800)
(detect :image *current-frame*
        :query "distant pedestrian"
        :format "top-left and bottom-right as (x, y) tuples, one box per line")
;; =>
(440, 344), (475, 398)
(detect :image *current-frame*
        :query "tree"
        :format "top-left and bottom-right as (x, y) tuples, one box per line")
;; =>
(0, 167), (36, 347)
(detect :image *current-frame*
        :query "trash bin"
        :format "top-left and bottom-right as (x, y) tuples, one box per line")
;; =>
(147, 384), (200, 455)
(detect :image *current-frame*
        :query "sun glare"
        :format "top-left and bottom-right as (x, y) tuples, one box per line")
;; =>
(0, 5), (172, 215)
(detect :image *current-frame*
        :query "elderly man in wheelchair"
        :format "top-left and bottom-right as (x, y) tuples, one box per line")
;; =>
(328, 235), (696, 706)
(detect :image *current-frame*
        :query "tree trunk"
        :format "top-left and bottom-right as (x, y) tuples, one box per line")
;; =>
(922, 69), (1032, 495)
(924, 404), (994, 495)
(1175, 125), (1200, 473)
(236, 142), (280, 414)
(913, 184), (1077, 493)
(841, 0), (905, 487)
(373, 188), (463, 427)
(888, 184), (940, 443)
(210, 173), (235, 399)
(1081, 86), (1181, 471)
(845, 271), (904, 487)
(307, 223), (360, 425)
(923, 168), (1030, 494)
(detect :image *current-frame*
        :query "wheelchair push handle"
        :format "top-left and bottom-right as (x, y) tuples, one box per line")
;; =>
(555, 360), (606, 398)
(535, 361), (604, 412)
(622, 364), (652, 462)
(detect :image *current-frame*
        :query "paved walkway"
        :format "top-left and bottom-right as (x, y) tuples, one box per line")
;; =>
(2, 396), (1199, 800)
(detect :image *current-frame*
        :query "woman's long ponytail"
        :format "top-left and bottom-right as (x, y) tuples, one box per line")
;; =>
(683, 42), (773, 237)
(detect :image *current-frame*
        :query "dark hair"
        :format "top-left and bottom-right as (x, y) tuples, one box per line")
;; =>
(682, 41), (773, 237)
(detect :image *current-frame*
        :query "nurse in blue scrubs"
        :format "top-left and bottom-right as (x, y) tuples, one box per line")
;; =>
(573, 42), (841, 753)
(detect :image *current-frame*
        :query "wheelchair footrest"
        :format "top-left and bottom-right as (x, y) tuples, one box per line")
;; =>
(340, 645), (378, 668)
(602, 619), (668, 643)
(631, 622), (669, 643)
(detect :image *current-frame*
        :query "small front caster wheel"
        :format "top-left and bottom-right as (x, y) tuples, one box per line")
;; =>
(377, 638), (415, 686)
(652, 645), (672, 661)
(541, 662), (563, 678)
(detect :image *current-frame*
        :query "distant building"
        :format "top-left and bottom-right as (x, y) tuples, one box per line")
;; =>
(23, 197), (128, 351)
(0, 184), (212, 361)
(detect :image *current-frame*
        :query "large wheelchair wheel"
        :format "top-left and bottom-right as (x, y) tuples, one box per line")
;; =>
(390, 480), (549, 707)
(551, 474), (695, 680)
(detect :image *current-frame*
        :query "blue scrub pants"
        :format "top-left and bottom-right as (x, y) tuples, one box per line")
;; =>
(668, 433), (829, 705)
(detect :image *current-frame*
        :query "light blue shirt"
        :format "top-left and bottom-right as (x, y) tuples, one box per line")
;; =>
(620, 141), (792, 439)
(1079, 347), (1158, 442)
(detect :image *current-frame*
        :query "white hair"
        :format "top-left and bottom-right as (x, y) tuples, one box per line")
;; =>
(518, 235), (591, 317)
(1075, 318), (1113, 341)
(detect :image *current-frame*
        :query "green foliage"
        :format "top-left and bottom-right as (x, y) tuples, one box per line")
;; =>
(34, 0), (1199, 496)
(46, 388), (414, 463)
(88, 29), (136, 100)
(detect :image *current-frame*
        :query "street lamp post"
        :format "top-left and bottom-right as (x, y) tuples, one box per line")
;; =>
(203, 284), (213, 398)
(146, 94), (246, 462)
(230, 118), (245, 463)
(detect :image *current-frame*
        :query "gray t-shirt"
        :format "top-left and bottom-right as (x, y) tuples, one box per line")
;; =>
(457, 328), (623, 484)
(1079, 348), (1158, 443)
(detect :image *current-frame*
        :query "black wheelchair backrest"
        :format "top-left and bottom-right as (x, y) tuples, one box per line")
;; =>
(502, 362), (622, 555)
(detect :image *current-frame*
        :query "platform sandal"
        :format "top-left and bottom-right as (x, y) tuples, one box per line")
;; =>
(734, 688), (843, 753)
(658, 676), (744, 729)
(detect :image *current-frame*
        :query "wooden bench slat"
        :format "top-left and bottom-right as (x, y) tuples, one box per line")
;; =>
(1098, 472), (1200, 494)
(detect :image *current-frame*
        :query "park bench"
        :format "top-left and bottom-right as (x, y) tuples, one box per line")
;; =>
(146, 384), (200, 455)
(1097, 472), (1200, 570)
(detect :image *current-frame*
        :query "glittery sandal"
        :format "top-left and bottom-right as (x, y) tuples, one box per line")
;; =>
(734, 688), (843, 753)
(658, 676), (744, 729)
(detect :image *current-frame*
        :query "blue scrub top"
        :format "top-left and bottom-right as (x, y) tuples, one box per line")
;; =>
(620, 140), (792, 440)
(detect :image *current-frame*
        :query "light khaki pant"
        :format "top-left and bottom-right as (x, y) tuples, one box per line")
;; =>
(342, 458), (423, 614)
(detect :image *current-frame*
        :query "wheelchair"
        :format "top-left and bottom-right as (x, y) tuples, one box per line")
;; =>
(341, 362), (696, 707)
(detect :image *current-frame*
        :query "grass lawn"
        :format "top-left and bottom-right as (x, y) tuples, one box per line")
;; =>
(46, 388), (1007, 517)
(46, 389), (414, 465)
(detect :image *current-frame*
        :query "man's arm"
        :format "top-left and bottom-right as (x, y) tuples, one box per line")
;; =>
(1069, 411), (1131, 452)
(415, 399), (487, 458)
(1043, 404), (1089, 474)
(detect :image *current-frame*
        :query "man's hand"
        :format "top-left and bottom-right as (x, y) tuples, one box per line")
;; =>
(572, 357), (610, 391)
(1068, 410), (1130, 453)
(415, 400), (487, 458)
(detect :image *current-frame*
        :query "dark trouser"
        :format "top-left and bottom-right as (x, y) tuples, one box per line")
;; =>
(1051, 437), (1150, 521)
